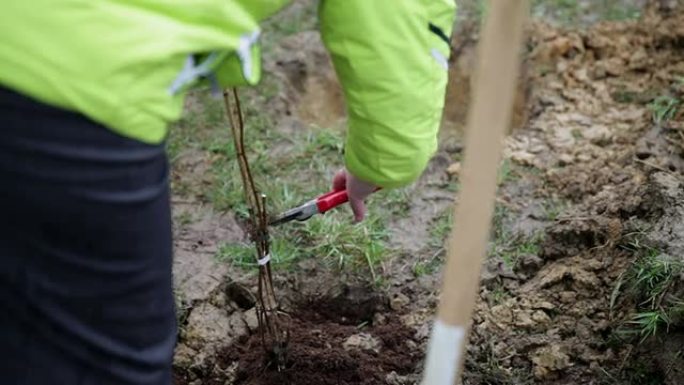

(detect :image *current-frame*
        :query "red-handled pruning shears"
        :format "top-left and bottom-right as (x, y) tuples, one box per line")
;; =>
(269, 189), (351, 226)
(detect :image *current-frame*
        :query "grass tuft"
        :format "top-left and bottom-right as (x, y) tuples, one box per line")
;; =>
(650, 95), (681, 125)
(429, 209), (454, 249)
(490, 202), (545, 268)
(612, 242), (684, 342)
(623, 310), (671, 342)
(170, 79), (391, 282)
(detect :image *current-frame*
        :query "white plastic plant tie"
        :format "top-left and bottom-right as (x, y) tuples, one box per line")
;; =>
(257, 253), (271, 266)
(236, 29), (261, 83)
(421, 320), (466, 385)
(169, 52), (220, 95)
(431, 48), (449, 70)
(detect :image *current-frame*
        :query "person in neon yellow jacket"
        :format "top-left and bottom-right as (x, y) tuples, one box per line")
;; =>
(0, 1), (455, 384)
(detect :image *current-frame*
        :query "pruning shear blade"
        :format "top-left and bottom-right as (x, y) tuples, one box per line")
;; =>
(269, 201), (318, 226)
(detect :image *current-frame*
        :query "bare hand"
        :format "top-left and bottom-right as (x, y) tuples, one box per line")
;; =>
(332, 169), (377, 222)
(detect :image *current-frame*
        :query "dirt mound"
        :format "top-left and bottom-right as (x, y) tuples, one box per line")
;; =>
(174, 293), (419, 385)
(465, 4), (684, 384)
(226, 315), (416, 385)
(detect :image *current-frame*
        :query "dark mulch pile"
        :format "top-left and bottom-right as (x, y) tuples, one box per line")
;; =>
(175, 293), (421, 385)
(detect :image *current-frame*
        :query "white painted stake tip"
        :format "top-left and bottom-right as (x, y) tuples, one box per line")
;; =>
(421, 320), (466, 385)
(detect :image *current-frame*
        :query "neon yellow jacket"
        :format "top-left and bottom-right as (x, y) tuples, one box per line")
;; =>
(0, 0), (455, 188)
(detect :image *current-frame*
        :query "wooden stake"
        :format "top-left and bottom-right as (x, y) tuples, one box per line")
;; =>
(421, 1), (530, 384)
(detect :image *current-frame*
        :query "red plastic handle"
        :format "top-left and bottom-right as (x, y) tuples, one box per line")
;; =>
(315, 187), (382, 215)
(316, 190), (349, 214)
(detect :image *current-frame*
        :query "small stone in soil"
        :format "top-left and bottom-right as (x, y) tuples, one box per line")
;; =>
(558, 291), (577, 303)
(389, 292), (410, 311)
(531, 345), (572, 379)
(343, 333), (380, 353)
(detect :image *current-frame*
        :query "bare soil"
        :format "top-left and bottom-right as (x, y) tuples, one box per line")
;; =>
(461, 4), (684, 383)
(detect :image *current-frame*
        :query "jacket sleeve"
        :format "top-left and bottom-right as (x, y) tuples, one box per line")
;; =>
(319, 0), (456, 188)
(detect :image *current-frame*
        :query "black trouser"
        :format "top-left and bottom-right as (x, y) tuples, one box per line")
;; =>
(0, 87), (176, 384)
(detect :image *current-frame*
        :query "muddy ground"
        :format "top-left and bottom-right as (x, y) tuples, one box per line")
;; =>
(171, 1), (684, 384)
